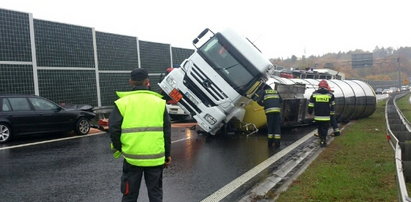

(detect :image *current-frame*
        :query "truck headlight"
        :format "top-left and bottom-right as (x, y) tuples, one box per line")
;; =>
(204, 114), (217, 125)
(166, 77), (177, 88)
(185, 92), (199, 105)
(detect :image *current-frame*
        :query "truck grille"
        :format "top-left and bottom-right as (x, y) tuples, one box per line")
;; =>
(179, 95), (201, 115)
(189, 64), (228, 102)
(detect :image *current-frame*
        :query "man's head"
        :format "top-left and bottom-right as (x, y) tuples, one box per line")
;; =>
(129, 68), (149, 87)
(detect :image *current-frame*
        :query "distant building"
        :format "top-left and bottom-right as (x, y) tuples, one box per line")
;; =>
(290, 68), (345, 80)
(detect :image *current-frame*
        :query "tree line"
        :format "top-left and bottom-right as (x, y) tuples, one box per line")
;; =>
(270, 46), (411, 84)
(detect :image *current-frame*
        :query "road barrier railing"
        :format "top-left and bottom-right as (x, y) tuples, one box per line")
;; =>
(386, 93), (411, 202)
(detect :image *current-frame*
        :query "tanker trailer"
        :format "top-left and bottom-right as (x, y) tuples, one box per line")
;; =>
(242, 76), (377, 129)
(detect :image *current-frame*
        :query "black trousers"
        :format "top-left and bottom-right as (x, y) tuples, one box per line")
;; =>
(330, 115), (338, 130)
(266, 112), (281, 138)
(316, 121), (330, 139)
(121, 160), (163, 202)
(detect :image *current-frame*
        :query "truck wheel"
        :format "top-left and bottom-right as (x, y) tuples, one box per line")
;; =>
(0, 123), (12, 143)
(75, 117), (90, 135)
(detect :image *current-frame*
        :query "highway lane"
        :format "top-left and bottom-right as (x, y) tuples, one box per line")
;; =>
(0, 124), (312, 202)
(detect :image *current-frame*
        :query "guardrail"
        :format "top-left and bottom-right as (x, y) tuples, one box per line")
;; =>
(385, 92), (411, 202)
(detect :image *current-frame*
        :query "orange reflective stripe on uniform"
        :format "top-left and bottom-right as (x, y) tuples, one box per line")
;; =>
(122, 127), (163, 134)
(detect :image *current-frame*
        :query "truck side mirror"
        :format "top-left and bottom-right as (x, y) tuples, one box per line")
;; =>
(197, 28), (210, 39)
(193, 38), (199, 45)
(192, 28), (215, 49)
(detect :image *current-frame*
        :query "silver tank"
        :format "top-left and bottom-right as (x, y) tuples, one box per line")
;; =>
(268, 76), (376, 122)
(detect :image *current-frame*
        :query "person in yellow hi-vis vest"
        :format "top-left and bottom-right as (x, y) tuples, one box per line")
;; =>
(109, 68), (171, 202)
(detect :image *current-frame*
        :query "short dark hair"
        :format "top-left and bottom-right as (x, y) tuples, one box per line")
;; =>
(130, 68), (148, 81)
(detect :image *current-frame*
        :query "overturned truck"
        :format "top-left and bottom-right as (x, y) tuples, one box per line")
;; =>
(159, 28), (377, 135)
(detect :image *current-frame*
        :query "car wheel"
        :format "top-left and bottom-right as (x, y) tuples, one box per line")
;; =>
(0, 123), (12, 143)
(75, 117), (90, 135)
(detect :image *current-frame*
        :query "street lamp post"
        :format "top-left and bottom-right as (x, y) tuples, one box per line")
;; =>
(398, 57), (401, 89)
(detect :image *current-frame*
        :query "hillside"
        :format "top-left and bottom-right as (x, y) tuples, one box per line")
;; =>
(270, 46), (411, 84)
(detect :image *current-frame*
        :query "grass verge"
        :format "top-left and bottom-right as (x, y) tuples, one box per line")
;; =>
(274, 100), (397, 201)
(396, 93), (411, 122)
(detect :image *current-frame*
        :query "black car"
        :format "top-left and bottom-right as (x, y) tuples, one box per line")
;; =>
(0, 94), (95, 143)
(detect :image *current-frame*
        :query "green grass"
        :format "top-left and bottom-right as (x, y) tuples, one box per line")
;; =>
(396, 93), (411, 122)
(274, 101), (397, 201)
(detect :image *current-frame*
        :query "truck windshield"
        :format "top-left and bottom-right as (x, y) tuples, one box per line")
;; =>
(198, 35), (259, 94)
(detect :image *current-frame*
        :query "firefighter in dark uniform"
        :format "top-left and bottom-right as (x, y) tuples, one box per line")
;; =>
(109, 68), (172, 202)
(308, 80), (335, 147)
(256, 84), (282, 148)
(325, 84), (340, 136)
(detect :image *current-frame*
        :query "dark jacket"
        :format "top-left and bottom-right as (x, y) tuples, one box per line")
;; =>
(256, 86), (282, 114)
(109, 86), (171, 158)
(308, 88), (335, 121)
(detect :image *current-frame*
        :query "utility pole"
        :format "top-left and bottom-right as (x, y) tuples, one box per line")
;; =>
(397, 57), (401, 89)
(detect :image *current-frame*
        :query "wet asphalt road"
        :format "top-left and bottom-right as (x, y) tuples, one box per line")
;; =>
(0, 125), (312, 202)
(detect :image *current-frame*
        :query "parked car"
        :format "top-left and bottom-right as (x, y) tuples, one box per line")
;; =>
(382, 89), (392, 94)
(401, 85), (409, 91)
(375, 88), (383, 94)
(390, 87), (399, 93)
(0, 94), (95, 143)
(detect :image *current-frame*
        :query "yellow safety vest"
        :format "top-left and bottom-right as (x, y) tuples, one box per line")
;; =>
(115, 90), (166, 166)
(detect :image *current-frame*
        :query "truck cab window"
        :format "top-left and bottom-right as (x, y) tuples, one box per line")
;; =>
(199, 36), (254, 92)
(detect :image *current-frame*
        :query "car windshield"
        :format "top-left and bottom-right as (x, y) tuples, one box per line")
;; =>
(198, 35), (257, 93)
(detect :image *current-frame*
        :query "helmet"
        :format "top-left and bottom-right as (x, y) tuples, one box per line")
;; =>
(318, 80), (329, 89)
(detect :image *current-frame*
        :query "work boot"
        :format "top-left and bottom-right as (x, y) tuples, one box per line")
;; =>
(268, 139), (274, 147)
(274, 134), (281, 148)
(320, 137), (327, 147)
(274, 140), (280, 148)
(333, 129), (340, 136)
(267, 134), (274, 147)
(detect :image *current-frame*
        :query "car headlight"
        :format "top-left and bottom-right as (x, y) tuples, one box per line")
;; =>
(204, 113), (217, 125)
(166, 76), (177, 88)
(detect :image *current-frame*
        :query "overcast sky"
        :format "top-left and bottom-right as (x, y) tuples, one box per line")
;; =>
(2, 0), (410, 59)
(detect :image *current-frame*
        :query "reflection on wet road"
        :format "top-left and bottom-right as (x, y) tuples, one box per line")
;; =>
(0, 124), (313, 201)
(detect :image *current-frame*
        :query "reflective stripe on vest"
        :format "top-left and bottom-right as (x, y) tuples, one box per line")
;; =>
(315, 115), (330, 121)
(265, 107), (281, 113)
(115, 90), (166, 167)
(122, 127), (163, 133)
(264, 94), (279, 100)
(122, 152), (165, 160)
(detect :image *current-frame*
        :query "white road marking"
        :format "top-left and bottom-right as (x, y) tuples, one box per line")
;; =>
(0, 132), (105, 151)
(0, 132), (193, 151)
(201, 129), (317, 202)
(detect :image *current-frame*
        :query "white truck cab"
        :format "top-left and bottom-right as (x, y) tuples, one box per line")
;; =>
(159, 28), (273, 134)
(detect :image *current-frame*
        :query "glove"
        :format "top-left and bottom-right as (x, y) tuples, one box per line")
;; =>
(113, 150), (121, 159)
(110, 143), (121, 159)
